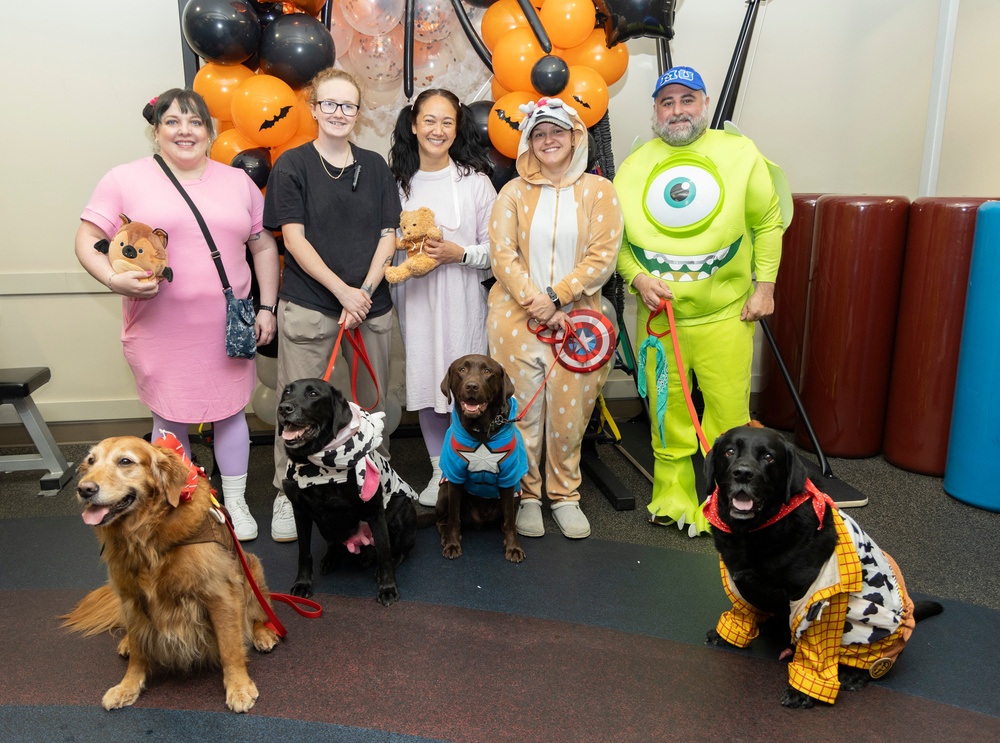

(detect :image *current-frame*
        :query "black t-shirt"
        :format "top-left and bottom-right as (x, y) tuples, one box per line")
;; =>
(264, 142), (401, 319)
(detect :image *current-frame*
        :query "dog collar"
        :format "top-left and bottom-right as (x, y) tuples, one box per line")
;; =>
(153, 431), (211, 502)
(703, 479), (833, 533)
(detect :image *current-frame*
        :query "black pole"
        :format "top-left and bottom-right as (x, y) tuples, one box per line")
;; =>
(403, 0), (415, 99)
(710, 0), (761, 128)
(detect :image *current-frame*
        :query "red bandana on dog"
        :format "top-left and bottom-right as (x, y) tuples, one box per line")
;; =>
(703, 478), (834, 533)
(153, 431), (211, 503)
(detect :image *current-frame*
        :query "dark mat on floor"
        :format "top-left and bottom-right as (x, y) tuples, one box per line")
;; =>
(2, 516), (998, 742)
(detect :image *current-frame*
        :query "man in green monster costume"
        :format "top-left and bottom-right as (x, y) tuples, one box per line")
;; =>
(614, 66), (791, 536)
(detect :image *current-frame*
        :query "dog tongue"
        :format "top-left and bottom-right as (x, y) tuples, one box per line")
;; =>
(82, 504), (110, 526)
(281, 425), (305, 441)
(462, 402), (483, 415)
(731, 495), (754, 512)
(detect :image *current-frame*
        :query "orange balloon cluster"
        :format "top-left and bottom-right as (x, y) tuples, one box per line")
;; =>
(481, 0), (628, 157)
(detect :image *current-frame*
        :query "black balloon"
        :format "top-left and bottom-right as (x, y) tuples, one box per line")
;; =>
(181, 0), (261, 64)
(231, 148), (272, 189)
(487, 146), (517, 192)
(594, 0), (677, 47)
(530, 55), (570, 97)
(463, 0), (499, 7)
(259, 14), (336, 90)
(466, 100), (495, 146)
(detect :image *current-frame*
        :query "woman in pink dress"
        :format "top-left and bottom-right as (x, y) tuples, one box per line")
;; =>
(388, 89), (497, 506)
(74, 89), (280, 541)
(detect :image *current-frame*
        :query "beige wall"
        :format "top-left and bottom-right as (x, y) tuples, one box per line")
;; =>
(1, 0), (992, 430)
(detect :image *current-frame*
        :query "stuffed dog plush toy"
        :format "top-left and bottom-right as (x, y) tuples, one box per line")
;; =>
(384, 207), (441, 284)
(95, 213), (172, 282)
(703, 425), (943, 708)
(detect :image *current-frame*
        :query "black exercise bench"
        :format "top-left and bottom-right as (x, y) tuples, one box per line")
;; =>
(0, 367), (74, 495)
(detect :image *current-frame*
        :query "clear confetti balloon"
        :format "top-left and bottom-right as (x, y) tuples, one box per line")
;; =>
(341, 0), (405, 37)
(348, 25), (405, 91)
(328, 0), (356, 60)
(413, 0), (457, 43)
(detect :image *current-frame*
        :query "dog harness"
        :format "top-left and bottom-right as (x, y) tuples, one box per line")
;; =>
(439, 397), (529, 499)
(286, 402), (417, 508)
(714, 504), (913, 703)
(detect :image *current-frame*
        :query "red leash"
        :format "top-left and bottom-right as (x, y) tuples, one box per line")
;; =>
(321, 322), (380, 411)
(516, 319), (588, 422)
(219, 511), (323, 638)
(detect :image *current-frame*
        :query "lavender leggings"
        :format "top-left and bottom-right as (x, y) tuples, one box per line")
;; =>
(418, 408), (450, 458)
(151, 411), (250, 477)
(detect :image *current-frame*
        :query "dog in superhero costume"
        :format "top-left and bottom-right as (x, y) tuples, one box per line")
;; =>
(615, 97), (792, 536)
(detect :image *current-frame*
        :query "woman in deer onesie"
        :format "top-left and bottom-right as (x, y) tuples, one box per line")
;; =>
(487, 98), (623, 540)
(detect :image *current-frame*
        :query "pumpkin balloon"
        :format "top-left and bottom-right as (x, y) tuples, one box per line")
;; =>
(561, 27), (629, 85)
(492, 26), (546, 95)
(231, 74), (301, 148)
(481, 0), (528, 51)
(563, 65), (609, 128)
(491, 76), (511, 101)
(487, 90), (536, 159)
(538, 0), (595, 50)
(193, 62), (256, 121)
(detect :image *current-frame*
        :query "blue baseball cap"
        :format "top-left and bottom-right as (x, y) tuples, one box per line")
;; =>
(652, 66), (707, 98)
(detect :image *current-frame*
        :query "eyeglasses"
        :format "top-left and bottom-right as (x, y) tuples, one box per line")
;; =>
(316, 100), (359, 117)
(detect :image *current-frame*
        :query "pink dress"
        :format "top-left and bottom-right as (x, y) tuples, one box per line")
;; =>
(82, 157), (264, 423)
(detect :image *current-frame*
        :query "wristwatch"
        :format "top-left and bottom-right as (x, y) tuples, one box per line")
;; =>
(546, 286), (561, 310)
(259, 304), (277, 314)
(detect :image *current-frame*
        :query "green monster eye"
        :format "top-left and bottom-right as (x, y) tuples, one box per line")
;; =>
(643, 152), (725, 236)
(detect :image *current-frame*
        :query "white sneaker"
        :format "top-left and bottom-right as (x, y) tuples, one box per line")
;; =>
(271, 493), (297, 542)
(226, 499), (258, 542)
(418, 456), (443, 507)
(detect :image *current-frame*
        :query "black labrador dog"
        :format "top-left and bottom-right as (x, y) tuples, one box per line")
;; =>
(436, 354), (526, 563)
(703, 425), (942, 708)
(277, 378), (417, 606)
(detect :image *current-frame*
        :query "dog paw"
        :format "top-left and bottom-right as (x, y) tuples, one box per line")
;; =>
(116, 635), (131, 658)
(705, 629), (730, 647)
(442, 543), (463, 559)
(505, 546), (525, 563)
(102, 682), (142, 710)
(780, 687), (818, 709)
(376, 585), (400, 607)
(290, 581), (314, 599)
(838, 665), (870, 691)
(225, 679), (259, 713)
(253, 622), (280, 653)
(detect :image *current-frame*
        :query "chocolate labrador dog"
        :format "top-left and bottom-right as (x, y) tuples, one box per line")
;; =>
(278, 378), (417, 606)
(702, 425), (942, 708)
(435, 354), (528, 563)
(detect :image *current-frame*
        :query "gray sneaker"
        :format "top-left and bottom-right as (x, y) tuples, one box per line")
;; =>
(271, 494), (297, 542)
(515, 498), (544, 537)
(551, 500), (590, 539)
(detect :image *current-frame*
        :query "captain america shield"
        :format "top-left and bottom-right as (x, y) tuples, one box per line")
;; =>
(553, 310), (617, 373)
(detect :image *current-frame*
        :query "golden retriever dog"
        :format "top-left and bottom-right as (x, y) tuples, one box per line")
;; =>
(62, 436), (280, 713)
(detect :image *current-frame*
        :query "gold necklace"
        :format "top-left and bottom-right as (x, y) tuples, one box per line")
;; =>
(316, 143), (353, 180)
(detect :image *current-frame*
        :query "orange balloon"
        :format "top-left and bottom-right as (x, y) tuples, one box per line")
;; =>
(231, 74), (300, 148)
(492, 27), (546, 96)
(564, 65), (609, 128)
(193, 62), (256, 121)
(488, 91), (537, 160)
(215, 118), (234, 134)
(211, 128), (258, 165)
(539, 0), (596, 50)
(271, 132), (315, 164)
(291, 0), (325, 14)
(491, 76), (511, 101)
(481, 0), (528, 52)
(295, 90), (318, 138)
(562, 28), (629, 86)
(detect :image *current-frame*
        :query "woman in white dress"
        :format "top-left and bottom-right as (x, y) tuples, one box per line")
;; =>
(388, 89), (497, 505)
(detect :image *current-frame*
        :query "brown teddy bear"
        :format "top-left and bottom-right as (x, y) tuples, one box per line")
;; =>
(384, 207), (442, 284)
(95, 213), (172, 282)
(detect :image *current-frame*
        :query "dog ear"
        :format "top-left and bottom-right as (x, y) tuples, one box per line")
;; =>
(784, 440), (808, 503)
(151, 444), (193, 508)
(330, 385), (353, 433)
(703, 435), (722, 496)
(440, 365), (454, 403)
(502, 367), (515, 401)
